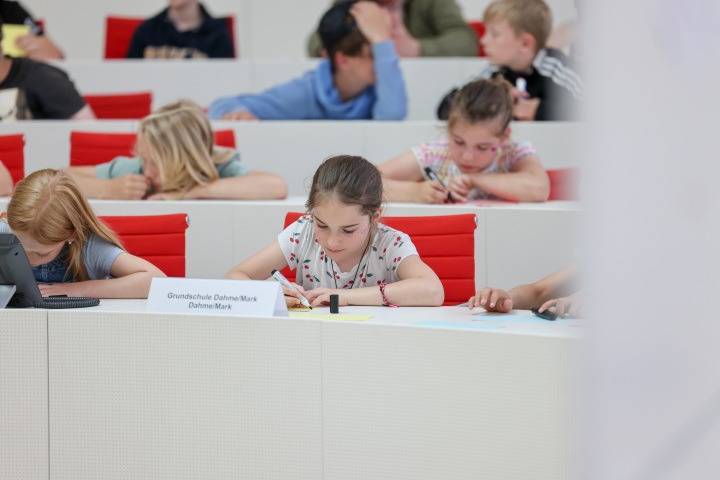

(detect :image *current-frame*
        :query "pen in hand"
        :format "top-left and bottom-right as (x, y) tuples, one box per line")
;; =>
(424, 167), (455, 203)
(271, 269), (313, 309)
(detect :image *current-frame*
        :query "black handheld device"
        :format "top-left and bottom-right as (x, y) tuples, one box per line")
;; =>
(0, 233), (100, 309)
(530, 307), (557, 321)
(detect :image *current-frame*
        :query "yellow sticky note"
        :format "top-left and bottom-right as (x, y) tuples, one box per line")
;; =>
(288, 306), (312, 312)
(289, 313), (373, 321)
(1, 24), (31, 57)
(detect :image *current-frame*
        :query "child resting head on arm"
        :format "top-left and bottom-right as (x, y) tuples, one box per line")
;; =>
(224, 155), (444, 307)
(62, 100), (288, 201)
(0, 169), (165, 298)
(379, 77), (550, 203)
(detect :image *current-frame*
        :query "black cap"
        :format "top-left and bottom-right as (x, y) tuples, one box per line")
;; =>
(318, 0), (360, 52)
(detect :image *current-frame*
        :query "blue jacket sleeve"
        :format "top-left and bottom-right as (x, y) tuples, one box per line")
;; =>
(208, 73), (316, 120)
(370, 41), (407, 120)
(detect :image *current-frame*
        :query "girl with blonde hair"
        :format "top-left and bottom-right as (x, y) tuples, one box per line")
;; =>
(0, 169), (165, 298)
(64, 100), (288, 200)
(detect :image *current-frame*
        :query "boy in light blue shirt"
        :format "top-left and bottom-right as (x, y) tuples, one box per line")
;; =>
(208, 0), (407, 121)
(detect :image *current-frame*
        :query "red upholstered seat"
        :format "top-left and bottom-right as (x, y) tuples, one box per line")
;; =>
(104, 16), (144, 59)
(0, 133), (25, 185)
(280, 213), (477, 306)
(547, 168), (581, 201)
(83, 92), (153, 119)
(468, 21), (486, 57)
(99, 214), (189, 277)
(70, 130), (237, 167)
(104, 15), (236, 59)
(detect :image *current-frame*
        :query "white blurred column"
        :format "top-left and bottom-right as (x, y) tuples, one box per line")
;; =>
(586, 1), (720, 478)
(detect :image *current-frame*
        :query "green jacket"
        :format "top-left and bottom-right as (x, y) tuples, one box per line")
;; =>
(307, 0), (478, 57)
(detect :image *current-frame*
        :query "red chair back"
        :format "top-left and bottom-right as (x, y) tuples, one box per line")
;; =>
(0, 134), (25, 185)
(225, 16), (236, 57)
(83, 92), (153, 119)
(104, 15), (236, 59)
(468, 21), (486, 57)
(70, 132), (137, 167)
(547, 168), (581, 201)
(104, 16), (144, 59)
(99, 214), (189, 277)
(70, 130), (236, 167)
(281, 213), (477, 306)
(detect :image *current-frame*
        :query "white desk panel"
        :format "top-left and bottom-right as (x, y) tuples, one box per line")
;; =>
(486, 202), (585, 289)
(322, 319), (583, 480)
(0, 121), (139, 176)
(230, 121), (365, 197)
(42, 302), (583, 479)
(0, 310), (48, 480)
(48, 311), (323, 480)
(56, 60), (254, 111)
(86, 199), (236, 279)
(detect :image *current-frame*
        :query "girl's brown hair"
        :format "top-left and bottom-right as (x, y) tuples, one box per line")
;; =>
(448, 77), (514, 136)
(306, 155), (383, 219)
(6, 169), (123, 282)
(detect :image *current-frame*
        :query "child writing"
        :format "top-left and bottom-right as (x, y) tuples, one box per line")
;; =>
(224, 155), (444, 307)
(62, 100), (288, 200)
(0, 169), (166, 298)
(379, 77), (550, 203)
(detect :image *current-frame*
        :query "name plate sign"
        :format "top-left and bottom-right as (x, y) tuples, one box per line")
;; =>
(147, 278), (288, 317)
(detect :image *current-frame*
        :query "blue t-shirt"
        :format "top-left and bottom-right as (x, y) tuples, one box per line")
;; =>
(0, 223), (123, 283)
(94, 149), (250, 180)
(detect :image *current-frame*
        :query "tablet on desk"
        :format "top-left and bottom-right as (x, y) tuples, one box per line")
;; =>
(0, 233), (99, 309)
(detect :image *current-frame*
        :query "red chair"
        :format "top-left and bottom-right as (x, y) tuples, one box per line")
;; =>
(104, 16), (144, 59)
(83, 92), (153, 119)
(547, 168), (581, 201)
(0, 133), (26, 185)
(280, 213), (477, 306)
(99, 214), (189, 277)
(104, 15), (236, 59)
(69, 130), (237, 167)
(468, 21), (486, 57)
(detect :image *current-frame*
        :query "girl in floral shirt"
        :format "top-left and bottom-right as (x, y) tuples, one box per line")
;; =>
(224, 155), (444, 307)
(379, 77), (550, 203)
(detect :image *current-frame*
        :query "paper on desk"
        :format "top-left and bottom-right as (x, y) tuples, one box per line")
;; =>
(473, 314), (569, 323)
(1, 25), (31, 57)
(290, 313), (373, 321)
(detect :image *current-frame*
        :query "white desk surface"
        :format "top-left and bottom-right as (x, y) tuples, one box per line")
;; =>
(56, 298), (586, 339)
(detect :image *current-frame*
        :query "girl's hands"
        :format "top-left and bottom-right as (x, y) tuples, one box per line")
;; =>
(414, 180), (449, 204)
(281, 283), (309, 308)
(467, 287), (513, 312)
(304, 288), (347, 308)
(447, 174), (472, 202)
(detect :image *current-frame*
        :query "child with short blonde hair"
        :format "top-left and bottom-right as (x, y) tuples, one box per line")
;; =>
(437, 0), (583, 121)
(64, 100), (288, 200)
(0, 169), (165, 298)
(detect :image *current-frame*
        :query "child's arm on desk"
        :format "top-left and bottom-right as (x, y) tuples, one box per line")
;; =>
(378, 151), (448, 204)
(0, 162), (13, 196)
(447, 156), (550, 202)
(62, 166), (148, 200)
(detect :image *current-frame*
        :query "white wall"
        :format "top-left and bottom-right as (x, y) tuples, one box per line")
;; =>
(28, 0), (577, 59)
